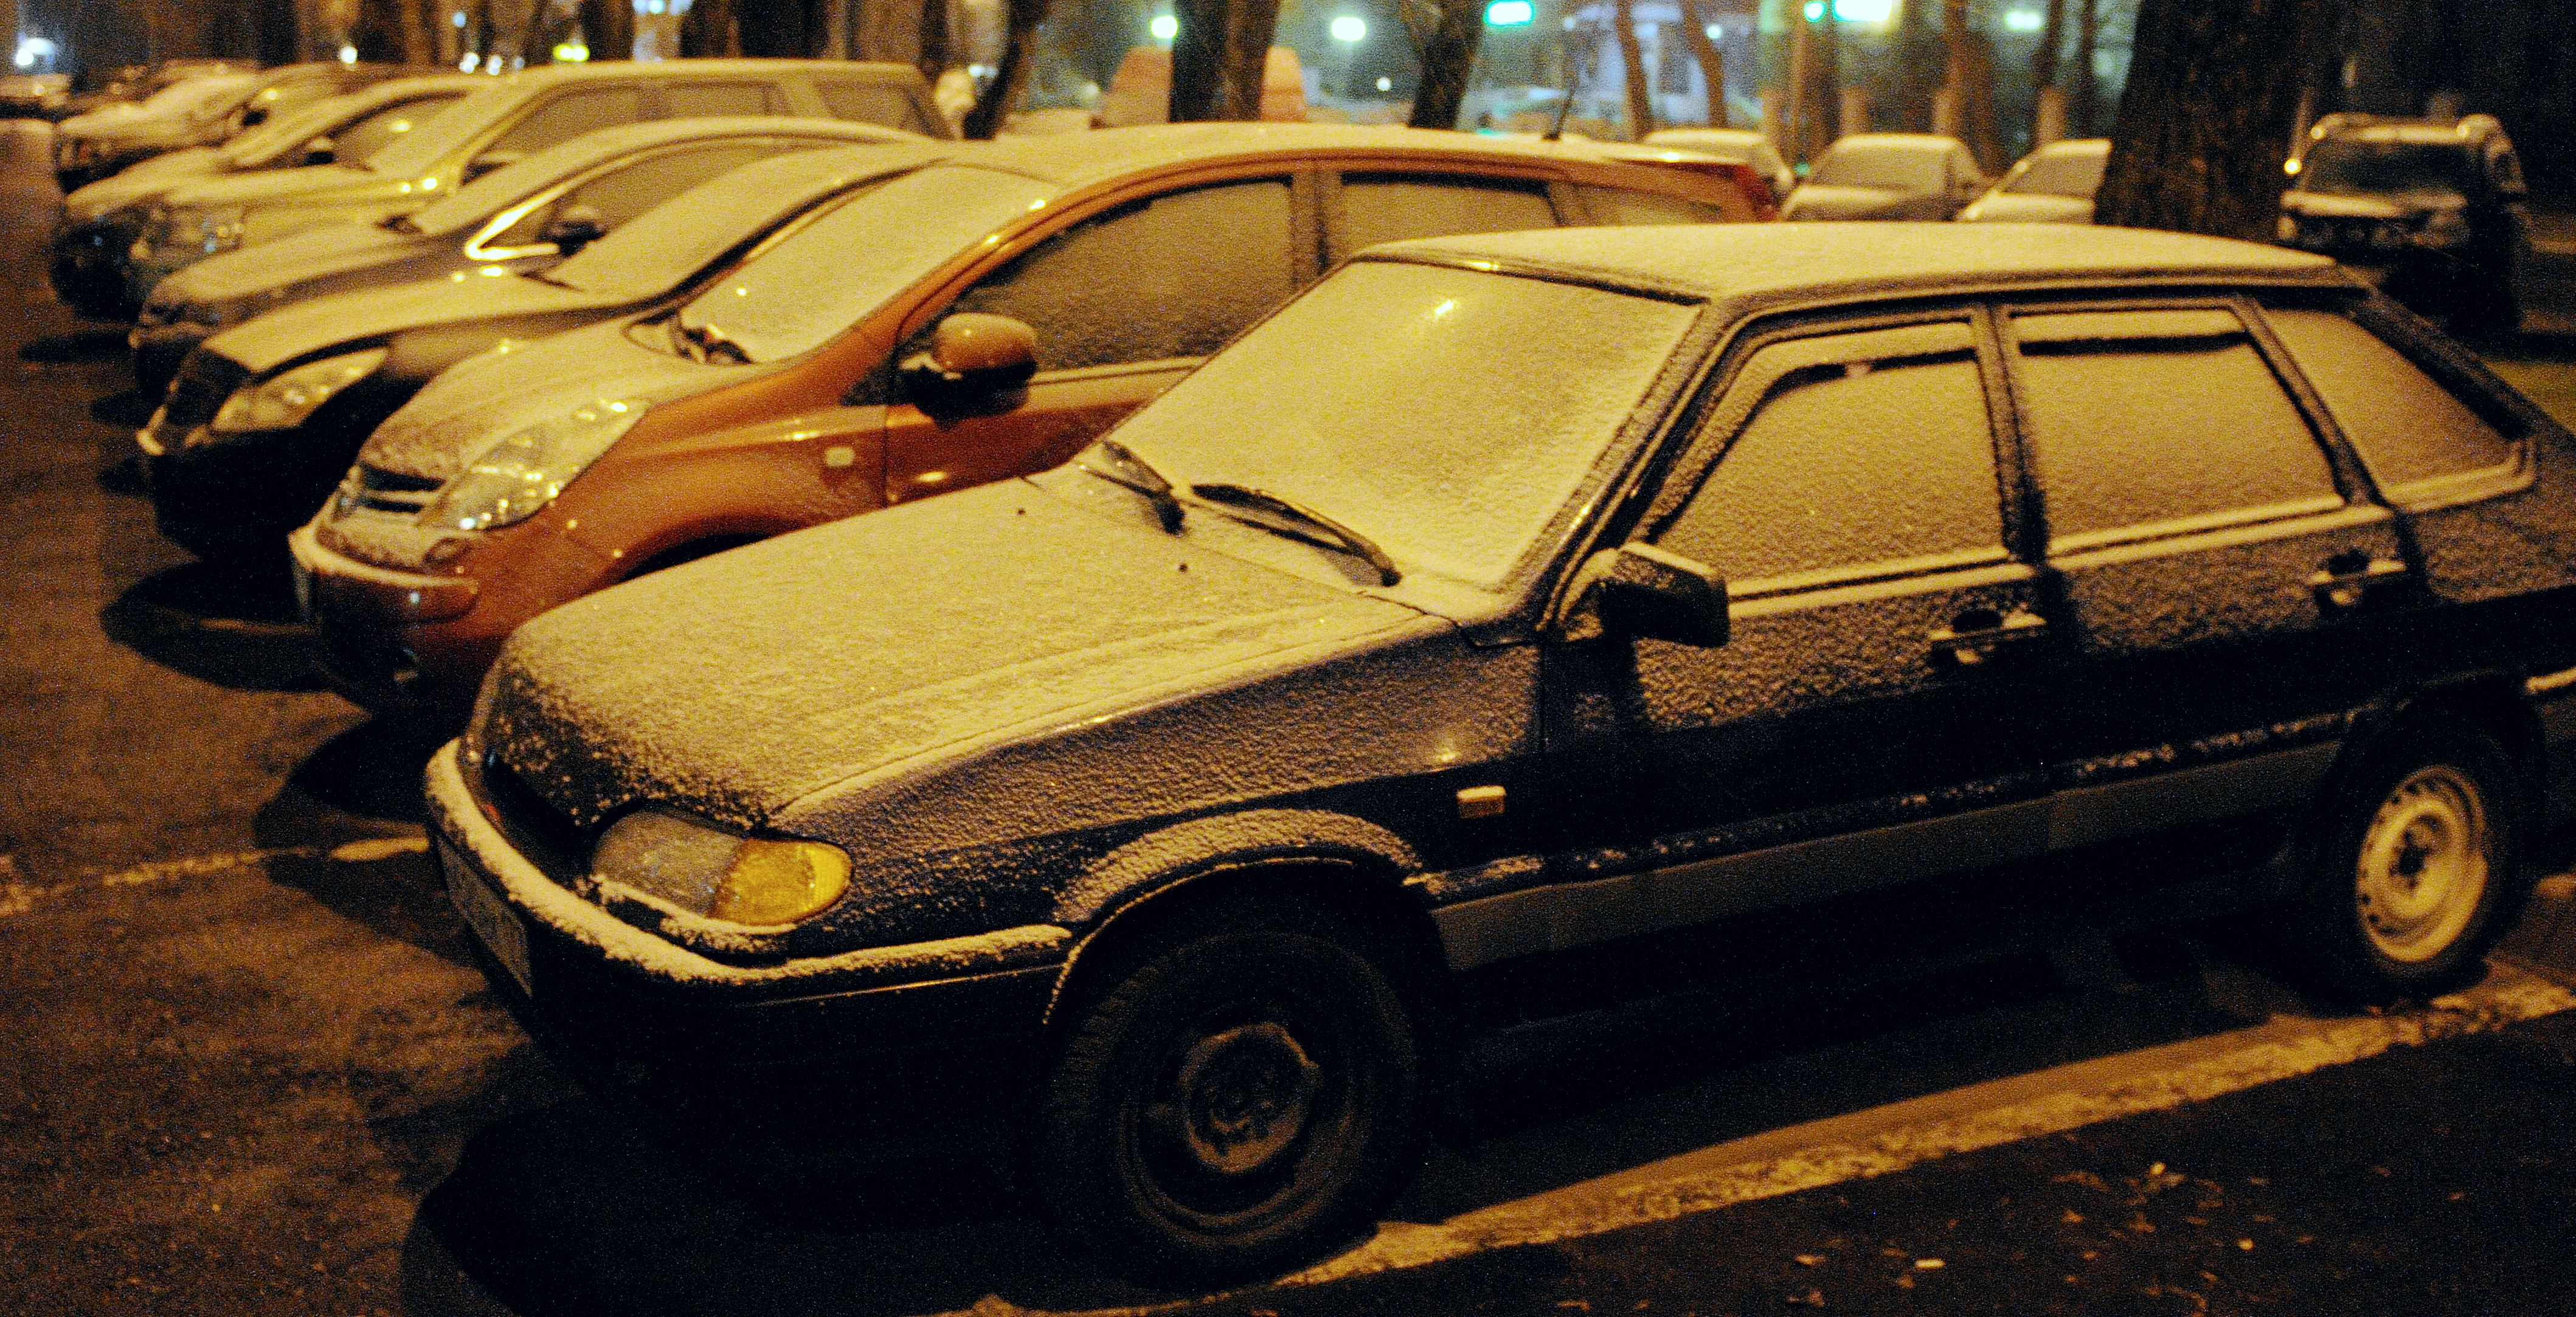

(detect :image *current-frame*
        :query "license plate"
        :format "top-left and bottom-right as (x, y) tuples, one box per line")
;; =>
(441, 843), (533, 997)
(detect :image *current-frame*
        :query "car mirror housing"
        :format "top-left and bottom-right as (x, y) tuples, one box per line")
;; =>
(899, 313), (1039, 404)
(1562, 543), (1729, 648)
(301, 135), (334, 166)
(539, 203), (606, 254)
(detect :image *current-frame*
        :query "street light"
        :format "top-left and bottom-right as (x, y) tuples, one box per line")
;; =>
(1486, 1), (1535, 25)
(1150, 13), (1177, 40)
(1331, 16), (1368, 43)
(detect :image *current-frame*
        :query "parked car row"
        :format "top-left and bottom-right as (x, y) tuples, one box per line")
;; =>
(41, 66), (2576, 1286)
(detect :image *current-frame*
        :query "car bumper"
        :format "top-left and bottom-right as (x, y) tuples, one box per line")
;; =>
(131, 322), (211, 399)
(425, 742), (1067, 1157)
(144, 427), (350, 560)
(47, 221), (142, 322)
(290, 524), (488, 719)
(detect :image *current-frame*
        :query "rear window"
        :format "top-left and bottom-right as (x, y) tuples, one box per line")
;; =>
(2265, 308), (2519, 492)
(814, 80), (932, 134)
(666, 82), (780, 117)
(1577, 186), (1737, 226)
(1339, 174), (1556, 252)
(2012, 308), (2341, 544)
(489, 88), (648, 157)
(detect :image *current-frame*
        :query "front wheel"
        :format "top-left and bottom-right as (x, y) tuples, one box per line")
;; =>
(1028, 903), (1424, 1283)
(2296, 724), (2524, 1003)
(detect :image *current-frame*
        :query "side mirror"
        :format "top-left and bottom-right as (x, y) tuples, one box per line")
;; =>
(238, 106), (267, 129)
(1562, 543), (1729, 648)
(301, 135), (335, 165)
(539, 202), (606, 254)
(463, 151), (518, 182)
(899, 313), (1038, 403)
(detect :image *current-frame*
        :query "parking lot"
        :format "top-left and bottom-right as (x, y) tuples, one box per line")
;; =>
(8, 114), (2576, 1315)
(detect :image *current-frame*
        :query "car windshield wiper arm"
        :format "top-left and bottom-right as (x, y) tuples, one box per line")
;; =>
(1190, 482), (1399, 586)
(667, 319), (747, 364)
(1081, 438), (1185, 533)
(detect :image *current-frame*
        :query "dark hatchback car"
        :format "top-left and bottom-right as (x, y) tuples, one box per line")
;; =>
(2279, 114), (2530, 330)
(139, 141), (918, 562)
(430, 224), (2576, 1281)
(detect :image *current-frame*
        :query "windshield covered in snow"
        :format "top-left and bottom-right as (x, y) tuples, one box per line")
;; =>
(667, 163), (1054, 363)
(2003, 144), (2109, 197)
(542, 154), (908, 300)
(1107, 261), (1698, 592)
(2302, 139), (2478, 198)
(1809, 141), (1947, 191)
(362, 83), (522, 180)
(140, 74), (257, 122)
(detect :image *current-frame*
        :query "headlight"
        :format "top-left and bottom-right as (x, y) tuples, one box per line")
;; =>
(591, 809), (851, 925)
(156, 204), (246, 257)
(207, 348), (386, 436)
(418, 399), (646, 532)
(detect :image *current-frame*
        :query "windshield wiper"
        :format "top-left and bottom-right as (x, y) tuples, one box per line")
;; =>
(380, 215), (419, 234)
(1080, 438), (1184, 533)
(1191, 483), (1399, 586)
(667, 319), (748, 364)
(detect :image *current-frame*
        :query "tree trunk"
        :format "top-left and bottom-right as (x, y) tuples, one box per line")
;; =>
(1940, 0), (2001, 170)
(1677, 0), (1727, 128)
(577, 0), (633, 59)
(2093, 0), (2341, 238)
(1217, 0), (1284, 120)
(917, 0), (950, 80)
(680, 0), (741, 56)
(2071, 0), (2099, 136)
(1782, 7), (1811, 161)
(961, 0), (1049, 138)
(1408, 0), (1484, 130)
(1611, 0), (1654, 140)
(1812, 7), (1840, 145)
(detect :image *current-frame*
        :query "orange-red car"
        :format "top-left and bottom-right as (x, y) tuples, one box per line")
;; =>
(292, 124), (1768, 724)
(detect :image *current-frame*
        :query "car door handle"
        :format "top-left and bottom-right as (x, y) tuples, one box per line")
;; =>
(2309, 553), (2412, 612)
(1928, 608), (2048, 670)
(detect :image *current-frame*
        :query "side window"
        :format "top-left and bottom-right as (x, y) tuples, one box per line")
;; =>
(814, 80), (932, 134)
(666, 82), (781, 117)
(484, 143), (785, 249)
(1576, 185), (1735, 226)
(331, 94), (466, 164)
(488, 88), (649, 157)
(2265, 307), (2519, 493)
(1658, 322), (2005, 586)
(945, 179), (1295, 372)
(1338, 173), (1557, 252)
(2011, 308), (2340, 544)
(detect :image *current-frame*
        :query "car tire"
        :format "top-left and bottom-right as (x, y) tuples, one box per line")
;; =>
(1029, 898), (1424, 1283)
(2295, 722), (2524, 1004)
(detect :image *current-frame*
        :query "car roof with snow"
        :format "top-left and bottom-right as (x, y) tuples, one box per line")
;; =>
(942, 122), (1757, 187)
(1363, 223), (2346, 319)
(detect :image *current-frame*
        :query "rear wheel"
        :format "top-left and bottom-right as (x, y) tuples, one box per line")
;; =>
(1028, 899), (1424, 1283)
(2297, 724), (2522, 1002)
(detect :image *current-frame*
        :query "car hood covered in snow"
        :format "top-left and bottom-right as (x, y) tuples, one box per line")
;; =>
(153, 220), (431, 313)
(359, 314), (736, 483)
(206, 271), (634, 376)
(477, 478), (1453, 843)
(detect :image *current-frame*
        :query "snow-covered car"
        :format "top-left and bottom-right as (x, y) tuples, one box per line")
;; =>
(2277, 113), (2529, 331)
(139, 138), (926, 562)
(51, 63), (396, 191)
(1643, 125), (1796, 204)
(114, 60), (946, 317)
(130, 114), (918, 400)
(0, 73), (72, 119)
(1781, 132), (1986, 221)
(1956, 137), (2108, 223)
(50, 75), (485, 323)
(291, 123), (1764, 724)
(431, 223), (2576, 1280)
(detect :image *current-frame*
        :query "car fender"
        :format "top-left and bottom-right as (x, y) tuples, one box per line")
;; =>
(1051, 807), (1424, 931)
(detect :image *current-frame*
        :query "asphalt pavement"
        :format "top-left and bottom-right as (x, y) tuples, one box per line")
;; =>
(5, 117), (2576, 1316)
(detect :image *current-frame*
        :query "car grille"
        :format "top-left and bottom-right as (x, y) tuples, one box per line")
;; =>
(343, 464), (444, 516)
(471, 750), (592, 881)
(160, 352), (251, 429)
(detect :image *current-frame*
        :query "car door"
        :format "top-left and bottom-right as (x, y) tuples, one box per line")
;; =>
(1525, 313), (2054, 956)
(879, 173), (1310, 504)
(2003, 301), (2418, 868)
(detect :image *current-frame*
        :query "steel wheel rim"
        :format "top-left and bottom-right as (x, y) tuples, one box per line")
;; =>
(2355, 764), (2490, 964)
